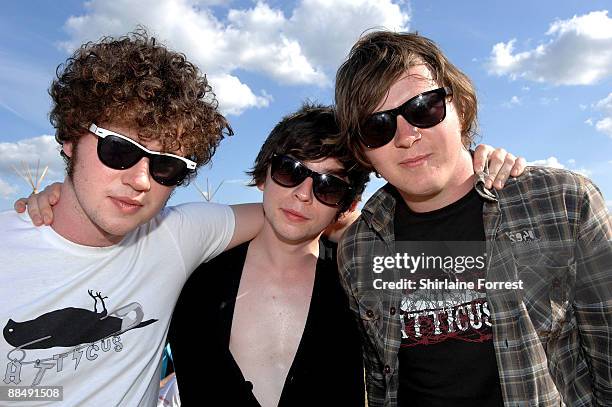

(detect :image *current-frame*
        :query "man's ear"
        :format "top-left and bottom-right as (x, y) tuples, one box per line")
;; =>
(347, 199), (359, 212)
(256, 182), (265, 192)
(62, 141), (74, 159)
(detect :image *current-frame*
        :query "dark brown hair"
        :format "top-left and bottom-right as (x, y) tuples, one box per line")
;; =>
(335, 30), (477, 169)
(247, 102), (370, 213)
(50, 28), (232, 184)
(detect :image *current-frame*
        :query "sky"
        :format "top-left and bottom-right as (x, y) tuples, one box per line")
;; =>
(1, 0), (611, 211)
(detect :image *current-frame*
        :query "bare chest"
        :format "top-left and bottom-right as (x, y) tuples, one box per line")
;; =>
(229, 264), (315, 407)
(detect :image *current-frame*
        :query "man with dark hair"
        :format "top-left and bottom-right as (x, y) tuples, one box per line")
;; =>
(169, 103), (368, 407)
(0, 30), (262, 405)
(335, 31), (611, 406)
(167, 103), (526, 407)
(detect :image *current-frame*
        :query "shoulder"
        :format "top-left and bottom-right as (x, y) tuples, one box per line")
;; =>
(339, 213), (372, 245)
(337, 214), (372, 268)
(0, 210), (35, 232)
(146, 202), (234, 238)
(159, 201), (233, 221)
(498, 166), (602, 205)
(495, 167), (608, 234)
(188, 241), (249, 280)
(508, 166), (596, 192)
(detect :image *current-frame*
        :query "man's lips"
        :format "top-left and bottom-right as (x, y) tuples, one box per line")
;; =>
(281, 208), (309, 221)
(110, 196), (143, 212)
(399, 154), (431, 168)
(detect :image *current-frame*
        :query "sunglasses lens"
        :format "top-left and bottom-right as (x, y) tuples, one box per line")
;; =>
(360, 112), (397, 148)
(98, 135), (189, 186)
(271, 155), (306, 187)
(271, 155), (351, 207)
(97, 135), (143, 169)
(313, 175), (349, 206)
(150, 155), (189, 186)
(404, 90), (446, 128)
(360, 88), (449, 148)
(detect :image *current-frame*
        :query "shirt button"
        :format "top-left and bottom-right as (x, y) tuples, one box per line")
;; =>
(245, 381), (253, 391)
(383, 365), (391, 374)
(366, 309), (374, 318)
(390, 307), (396, 316)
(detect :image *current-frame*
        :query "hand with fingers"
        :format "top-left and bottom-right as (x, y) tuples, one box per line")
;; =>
(13, 182), (62, 226)
(472, 144), (526, 189)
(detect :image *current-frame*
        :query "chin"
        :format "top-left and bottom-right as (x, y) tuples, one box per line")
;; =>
(100, 220), (142, 239)
(396, 180), (443, 199)
(274, 227), (316, 245)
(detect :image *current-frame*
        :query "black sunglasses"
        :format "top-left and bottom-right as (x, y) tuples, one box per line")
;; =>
(359, 86), (453, 148)
(89, 124), (196, 186)
(270, 154), (354, 207)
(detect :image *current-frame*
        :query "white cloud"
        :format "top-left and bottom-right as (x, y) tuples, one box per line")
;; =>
(591, 92), (612, 137)
(595, 117), (612, 137)
(210, 74), (272, 115)
(487, 10), (612, 85)
(0, 136), (65, 182)
(573, 168), (593, 177)
(58, 0), (410, 115)
(287, 0), (409, 71)
(594, 92), (612, 112)
(527, 156), (592, 177)
(0, 178), (18, 198)
(502, 95), (521, 108)
(528, 156), (565, 169)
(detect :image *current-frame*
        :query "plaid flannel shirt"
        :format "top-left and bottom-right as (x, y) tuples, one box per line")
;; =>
(338, 167), (612, 407)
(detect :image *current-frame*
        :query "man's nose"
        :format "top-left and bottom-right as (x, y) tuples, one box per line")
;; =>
(394, 115), (422, 148)
(121, 157), (152, 192)
(294, 176), (314, 203)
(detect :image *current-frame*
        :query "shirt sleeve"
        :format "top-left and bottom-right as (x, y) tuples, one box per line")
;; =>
(161, 202), (235, 278)
(337, 228), (387, 407)
(573, 178), (612, 405)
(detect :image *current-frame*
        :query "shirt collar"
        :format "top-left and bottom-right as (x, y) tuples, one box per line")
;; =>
(361, 171), (498, 236)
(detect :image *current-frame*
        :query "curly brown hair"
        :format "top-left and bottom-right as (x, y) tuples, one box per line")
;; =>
(50, 28), (232, 184)
(335, 31), (478, 170)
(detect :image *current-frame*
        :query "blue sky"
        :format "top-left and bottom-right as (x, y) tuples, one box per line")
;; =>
(1, 0), (611, 211)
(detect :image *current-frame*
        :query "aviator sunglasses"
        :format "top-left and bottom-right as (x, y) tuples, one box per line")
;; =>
(89, 124), (197, 186)
(359, 86), (453, 148)
(270, 154), (354, 207)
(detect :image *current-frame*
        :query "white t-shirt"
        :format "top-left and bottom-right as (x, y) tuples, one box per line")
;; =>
(0, 202), (235, 406)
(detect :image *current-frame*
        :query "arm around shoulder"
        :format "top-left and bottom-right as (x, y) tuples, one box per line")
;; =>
(226, 203), (264, 250)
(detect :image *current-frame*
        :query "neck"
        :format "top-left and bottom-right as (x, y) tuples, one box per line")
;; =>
(51, 177), (122, 247)
(400, 148), (475, 213)
(248, 222), (320, 271)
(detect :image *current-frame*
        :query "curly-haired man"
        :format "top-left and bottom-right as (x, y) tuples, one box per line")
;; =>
(0, 30), (262, 405)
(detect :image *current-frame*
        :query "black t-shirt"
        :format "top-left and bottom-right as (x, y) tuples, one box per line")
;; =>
(391, 185), (504, 407)
(168, 239), (364, 407)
